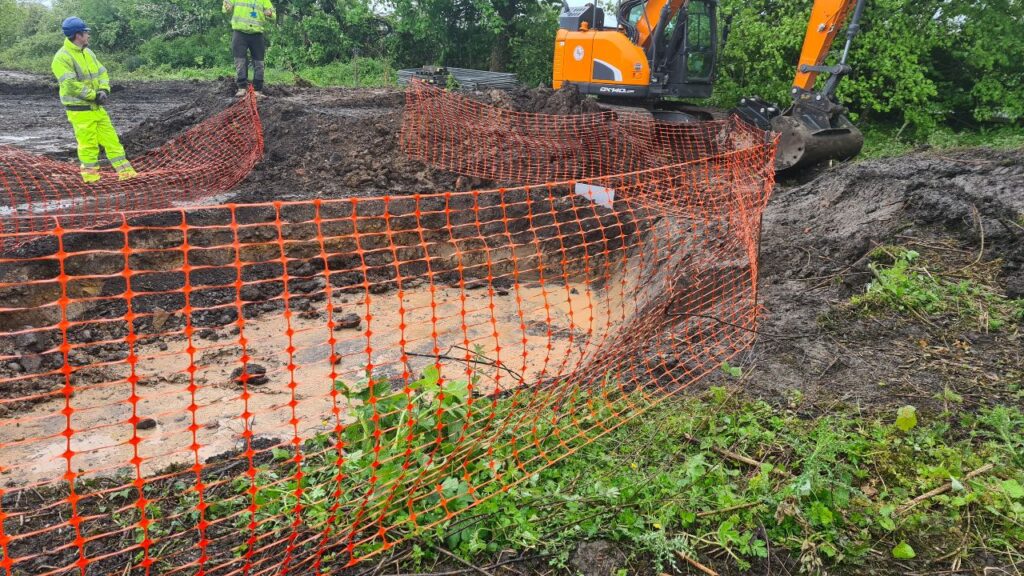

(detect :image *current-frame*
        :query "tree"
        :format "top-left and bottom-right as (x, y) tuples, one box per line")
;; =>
(385, 0), (559, 73)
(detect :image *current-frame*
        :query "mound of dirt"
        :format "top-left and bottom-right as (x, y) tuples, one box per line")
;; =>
(121, 83), (496, 203)
(726, 147), (1024, 414)
(232, 88), (471, 202)
(763, 148), (1024, 296)
(123, 82), (611, 205)
(475, 83), (605, 115)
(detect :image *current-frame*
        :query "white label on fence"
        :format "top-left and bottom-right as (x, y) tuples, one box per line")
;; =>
(574, 183), (615, 209)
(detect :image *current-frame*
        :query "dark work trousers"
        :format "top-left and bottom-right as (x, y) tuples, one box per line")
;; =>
(232, 31), (266, 90)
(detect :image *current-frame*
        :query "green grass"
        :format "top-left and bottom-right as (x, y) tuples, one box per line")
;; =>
(861, 123), (1024, 160)
(0, 46), (398, 88)
(118, 58), (399, 87)
(424, 386), (1024, 573)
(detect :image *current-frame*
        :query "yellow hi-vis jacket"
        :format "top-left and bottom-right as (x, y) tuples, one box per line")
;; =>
(51, 38), (109, 111)
(224, 0), (276, 33)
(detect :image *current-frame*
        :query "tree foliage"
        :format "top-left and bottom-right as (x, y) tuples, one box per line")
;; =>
(714, 0), (1024, 133)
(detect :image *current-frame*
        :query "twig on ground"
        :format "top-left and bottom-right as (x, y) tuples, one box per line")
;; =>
(390, 553), (548, 576)
(895, 463), (995, 516)
(429, 544), (495, 576)
(696, 501), (761, 518)
(676, 550), (720, 576)
(682, 434), (785, 475)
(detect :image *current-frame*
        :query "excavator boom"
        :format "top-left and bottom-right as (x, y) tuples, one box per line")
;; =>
(794, 0), (861, 91)
(736, 0), (867, 169)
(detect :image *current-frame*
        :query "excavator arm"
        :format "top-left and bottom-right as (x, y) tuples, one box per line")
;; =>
(736, 0), (867, 170)
(793, 0), (861, 91)
(624, 0), (687, 49)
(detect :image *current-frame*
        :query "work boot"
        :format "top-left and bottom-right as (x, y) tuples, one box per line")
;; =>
(235, 88), (246, 97)
(118, 168), (138, 181)
(254, 90), (266, 100)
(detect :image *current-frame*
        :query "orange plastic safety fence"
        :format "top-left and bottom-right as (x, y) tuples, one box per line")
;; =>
(0, 92), (263, 247)
(400, 81), (769, 183)
(0, 83), (774, 575)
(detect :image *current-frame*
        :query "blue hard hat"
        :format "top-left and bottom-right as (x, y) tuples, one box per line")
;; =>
(62, 17), (90, 38)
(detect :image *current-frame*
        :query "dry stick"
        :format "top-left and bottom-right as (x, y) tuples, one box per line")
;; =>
(970, 203), (985, 267)
(895, 463), (995, 516)
(695, 500), (761, 518)
(430, 544), (496, 576)
(675, 550), (720, 576)
(681, 433), (786, 475)
(392, 554), (549, 576)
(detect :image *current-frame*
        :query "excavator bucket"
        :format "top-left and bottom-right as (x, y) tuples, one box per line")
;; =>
(770, 114), (864, 171)
(735, 95), (864, 172)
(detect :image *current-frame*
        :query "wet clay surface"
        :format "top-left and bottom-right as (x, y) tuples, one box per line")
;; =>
(0, 278), (634, 487)
(726, 148), (1024, 414)
(0, 70), (204, 157)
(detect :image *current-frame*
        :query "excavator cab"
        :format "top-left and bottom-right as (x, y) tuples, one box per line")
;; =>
(619, 0), (718, 98)
(553, 0), (719, 101)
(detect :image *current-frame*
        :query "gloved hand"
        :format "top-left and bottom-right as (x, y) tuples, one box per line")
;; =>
(95, 90), (108, 105)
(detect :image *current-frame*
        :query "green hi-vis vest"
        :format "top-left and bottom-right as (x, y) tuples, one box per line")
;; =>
(51, 38), (109, 111)
(224, 0), (276, 33)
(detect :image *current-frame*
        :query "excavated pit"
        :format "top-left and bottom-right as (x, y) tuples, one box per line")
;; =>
(1, 73), (1022, 575)
(1, 78), (685, 493)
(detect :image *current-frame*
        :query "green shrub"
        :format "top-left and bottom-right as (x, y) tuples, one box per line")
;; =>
(137, 28), (231, 70)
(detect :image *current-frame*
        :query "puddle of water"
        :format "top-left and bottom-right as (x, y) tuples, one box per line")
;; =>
(0, 278), (635, 487)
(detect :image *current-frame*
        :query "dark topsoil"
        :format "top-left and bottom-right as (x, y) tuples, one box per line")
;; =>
(735, 147), (1024, 417)
(118, 80), (606, 203)
(2, 74), (1023, 575)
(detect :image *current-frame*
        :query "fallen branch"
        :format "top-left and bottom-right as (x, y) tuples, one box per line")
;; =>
(895, 463), (995, 516)
(429, 544), (495, 576)
(696, 500), (761, 518)
(682, 434), (786, 476)
(675, 550), (719, 576)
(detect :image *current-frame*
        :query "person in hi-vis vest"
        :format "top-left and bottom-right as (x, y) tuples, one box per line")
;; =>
(223, 0), (276, 97)
(51, 17), (137, 183)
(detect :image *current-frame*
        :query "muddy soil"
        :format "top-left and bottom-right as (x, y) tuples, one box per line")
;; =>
(473, 83), (605, 115)
(2, 73), (1023, 575)
(3, 71), (1021, 422)
(724, 147), (1024, 415)
(0, 70), (205, 157)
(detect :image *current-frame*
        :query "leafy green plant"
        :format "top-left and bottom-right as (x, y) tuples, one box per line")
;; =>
(895, 405), (918, 432)
(851, 247), (1024, 330)
(412, 389), (1024, 573)
(239, 363), (635, 559)
(720, 360), (743, 378)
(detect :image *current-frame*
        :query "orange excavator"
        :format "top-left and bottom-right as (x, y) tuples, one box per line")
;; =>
(552, 0), (867, 170)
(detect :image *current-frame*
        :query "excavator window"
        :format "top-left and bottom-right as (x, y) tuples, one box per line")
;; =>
(684, 0), (714, 80)
(624, 4), (647, 28)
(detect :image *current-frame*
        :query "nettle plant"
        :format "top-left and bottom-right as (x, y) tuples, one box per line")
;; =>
(238, 357), (631, 557)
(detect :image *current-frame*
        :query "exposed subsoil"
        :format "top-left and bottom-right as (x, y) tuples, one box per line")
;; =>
(1, 72), (1023, 575)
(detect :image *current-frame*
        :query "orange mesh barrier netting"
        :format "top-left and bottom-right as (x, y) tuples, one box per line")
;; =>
(0, 92), (263, 245)
(0, 84), (774, 575)
(400, 81), (770, 183)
